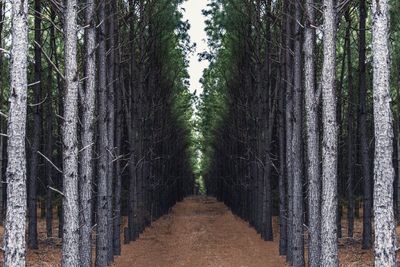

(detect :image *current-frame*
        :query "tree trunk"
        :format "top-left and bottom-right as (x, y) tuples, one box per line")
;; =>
(79, 0), (96, 265)
(291, 0), (304, 265)
(345, 11), (355, 238)
(304, 0), (321, 264)
(61, 0), (80, 265)
(372, 0), (396, 265)
(107, 0), (116, 261)
(45, 8), (56, 238)
(0, 0), (5, 226)
(359, 0), (372, 250)
(28, 0), (42, 250)
(113, 44), (123, 256)
(284, 0), (294, 263)
(96, 0), (110, 265)
(321, 0), (338, 265)
(4, 0), (28, 265)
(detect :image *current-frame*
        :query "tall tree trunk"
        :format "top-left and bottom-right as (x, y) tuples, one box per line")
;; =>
(291, 0), (304, 265)
(284, 0), (294, 263)
(107, 0), (116, 261)
(4, 0), (28, 264)
(304, 0), (321, 264)
(79, 0), (96, 264)
(359, 0), (372, 249)
(96, 0), (110, 264)
(28, 0), (42, 250)
(321, 0), (338, 265)
(45, 8), (56, 238)
(278, 6), (287, 253)
(62, 0), (80, 265)
(371, 0), (396, 265)
(113, 45), (123, 256)
(345, 10), (355, 238)
(0, 0), (5, 226)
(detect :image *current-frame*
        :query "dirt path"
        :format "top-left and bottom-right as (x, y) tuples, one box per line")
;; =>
(113, 196), (286, 267)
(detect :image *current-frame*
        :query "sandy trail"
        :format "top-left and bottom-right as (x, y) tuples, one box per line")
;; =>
(113, 196), (286, 267)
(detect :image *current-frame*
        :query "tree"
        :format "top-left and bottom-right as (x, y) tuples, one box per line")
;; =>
(4, 0), (29, 265)
(79, 0), (96, 264)
(372, 0), (396, 265)
(28, 0), (42, 250)
(359, 0), (372, 249)
(320, 0), (338, 265)
(291, 0), (304, 265)
(61, 0), (80, 264)
(304, 0), (321, 264)
(96, 0), (110, 264)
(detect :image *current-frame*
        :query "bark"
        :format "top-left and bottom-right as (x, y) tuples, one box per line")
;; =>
(79, 0), (96, 265)
(345, 11), (355, 238)
(113, 49), (123, 256)
(291, 0), (304, 265)
(4, 0), (28, 265)
(45, 9), (56, 238)
(61, 0), (80, 265)
(278, 8), (287, 254)
(107, 0), (116, 261)
(28, 0), (42, 250)
(0, 0), (4, 226)
(304, 0), (321, 264)
(96, 0), (110, 264)
(359, 0), (372, 249)
(284, 0), (294, 263)
(320, 0), (338, 265)
(372, 0), (396, 265)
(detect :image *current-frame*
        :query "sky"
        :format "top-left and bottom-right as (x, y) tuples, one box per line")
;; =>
(181, 0), (210, 97)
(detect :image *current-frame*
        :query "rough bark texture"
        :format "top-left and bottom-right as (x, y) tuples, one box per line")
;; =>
(359, 0), (372, 249)
(28, 0), (42, 250)
(0, 0), (5, 226)
(107, 1), (116, 261)
(321, 0), (338, 265)
(96, 0), (110, 264)
(79, 0), (96, 265)
(345, 11), (355, 239)
(372, 0), (396, 265)
(4, 0), (28, 265)
(304, 0), (321, 264)
(291, 1), (304, 265)
(284, 0), (293, 262)
(61, 0), (80, 265)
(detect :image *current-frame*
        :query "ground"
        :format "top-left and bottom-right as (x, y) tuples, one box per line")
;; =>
(0, 196), (398, 266)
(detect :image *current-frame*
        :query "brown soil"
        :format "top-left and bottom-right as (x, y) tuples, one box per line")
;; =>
(113, 196), (286, 267)
(0, 196), (398, 266)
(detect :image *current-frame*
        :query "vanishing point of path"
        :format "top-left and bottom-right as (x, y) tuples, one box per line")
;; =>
(113, 197), (286, 267)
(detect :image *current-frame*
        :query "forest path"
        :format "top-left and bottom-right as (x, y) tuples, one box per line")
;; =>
(113, 196), (286, 267)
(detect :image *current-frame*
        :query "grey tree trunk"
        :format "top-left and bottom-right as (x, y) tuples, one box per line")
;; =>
(28, 0), (42, 250)
(320, 0), (338, 265)
(96, 0), (110, 264)
(61, 0), (80, 265)
(345, 11), (355, 239)
(291, 1), (304, 265)
(113, 45), (122, 256)
(359, 0), (372, 249)
(79, 0), (96, 265)
(372, 0), (396, 265)
(0, 0), (5, 226)
(45, 9), (55, 238)
(304, 0), (321, 265)
(107, 1), (116, 261)
(278, 8), (287, 254)
(4, 0), (28, 265)
(284, 0), (294, 263)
